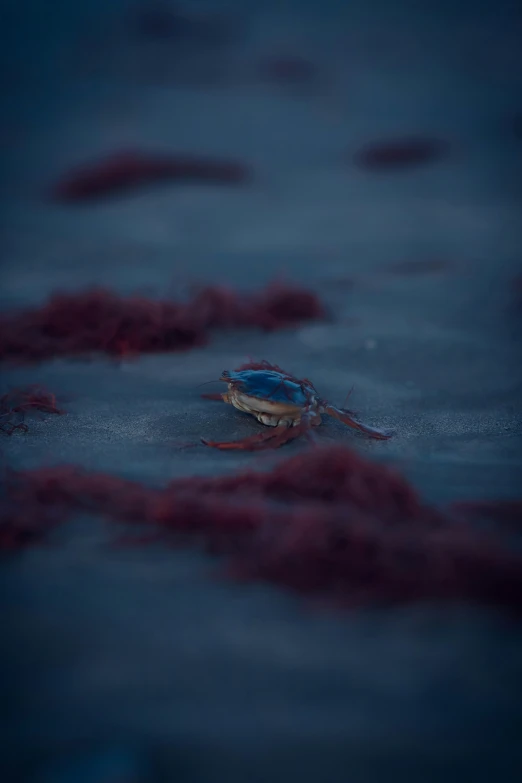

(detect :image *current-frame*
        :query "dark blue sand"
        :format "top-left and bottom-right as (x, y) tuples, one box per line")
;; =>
(1, 2), (522, 782)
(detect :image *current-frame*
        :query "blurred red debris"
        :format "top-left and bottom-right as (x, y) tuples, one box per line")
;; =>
(0, 386), (63, 435)
(51, 150), (251, 202)
(0, 282), (325, 364)
(1, 445), (521, 611)
(235, 358), (290, 374)
(354, 137), (449, 170)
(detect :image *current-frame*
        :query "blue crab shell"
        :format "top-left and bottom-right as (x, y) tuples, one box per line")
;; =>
(222, 369), (315, 408)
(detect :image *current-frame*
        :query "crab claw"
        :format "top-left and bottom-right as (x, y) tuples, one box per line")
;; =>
(324, 404), (393, 440)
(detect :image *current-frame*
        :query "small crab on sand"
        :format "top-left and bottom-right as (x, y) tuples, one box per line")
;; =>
(201, 360), (392, 450)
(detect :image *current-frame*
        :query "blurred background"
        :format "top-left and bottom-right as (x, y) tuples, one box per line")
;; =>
(1, 1), (522, 782)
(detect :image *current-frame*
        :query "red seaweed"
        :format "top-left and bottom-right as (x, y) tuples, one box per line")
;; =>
(0, 282), (325, 364)
(1, 446), (521, 612)
(51, 150), (251, 202)
(353, 137), (449, 170)
(0, 386), (64, 435)
(234, 359), (291, 374)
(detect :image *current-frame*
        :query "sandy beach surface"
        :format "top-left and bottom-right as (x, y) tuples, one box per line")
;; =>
(1, 2), (522, 781)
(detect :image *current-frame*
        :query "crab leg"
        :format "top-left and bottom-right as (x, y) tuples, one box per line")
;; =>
(201, 420), (312, 451)
(202, 424), (291, 451)
(324, 404), (392, 440)
(201, 392), (230, 402)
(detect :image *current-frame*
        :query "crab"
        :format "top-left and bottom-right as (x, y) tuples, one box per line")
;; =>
(201, 360), (392, 450)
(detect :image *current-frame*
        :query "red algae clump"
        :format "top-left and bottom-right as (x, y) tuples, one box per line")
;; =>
(353, 137), (449, 171)
(0, 282), (325, 364)
(51, 150), (251, 202)
(1, 446), (521, 613)
(0, 386), (64, 435)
